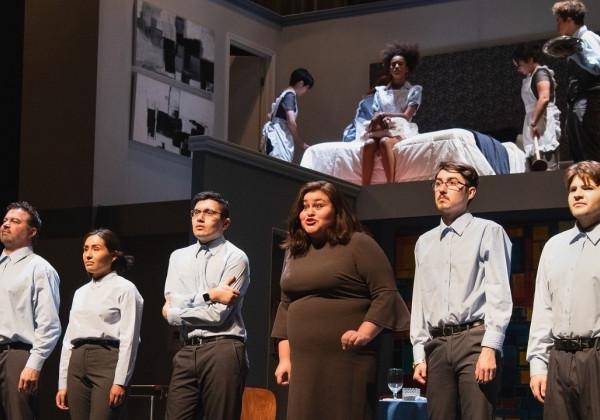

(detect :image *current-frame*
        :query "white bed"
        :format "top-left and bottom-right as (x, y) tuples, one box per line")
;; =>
(300, 128), (527, 185)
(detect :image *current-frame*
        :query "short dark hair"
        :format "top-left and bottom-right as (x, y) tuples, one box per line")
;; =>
(436, 161), (480, 188)
(6, 201), (42, 233)
(191, 191), (230, 219)
(289, 68), (314, 88)
(513, 42), (543, 64)
(282, 181), (362, 257)
(552, 1), (586, 25)
(382, 42), (420, 73)
(84, 228), (134, 276)
(565, 160), (600, 188)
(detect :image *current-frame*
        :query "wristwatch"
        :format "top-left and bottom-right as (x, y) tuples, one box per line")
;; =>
(202, 292), (211, 302)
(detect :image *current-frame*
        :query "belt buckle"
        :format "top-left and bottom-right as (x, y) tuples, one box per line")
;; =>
(563, 339), (579, 351)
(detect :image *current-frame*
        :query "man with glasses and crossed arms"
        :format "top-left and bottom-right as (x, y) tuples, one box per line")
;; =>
(410, 162), (513, 419)
(162, 191), (250, 420)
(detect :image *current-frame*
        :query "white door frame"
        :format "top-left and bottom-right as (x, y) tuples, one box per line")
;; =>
(224, 32), (276, 144)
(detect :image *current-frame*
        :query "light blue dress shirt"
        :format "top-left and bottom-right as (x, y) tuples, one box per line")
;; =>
(570, 25), (600, 76)
(58, 272), (144, 388)
(527, 223), (600, 376)
(164, 236), (250, 340)
(410, 213), (513, 362)
(0, 246), (61, 370)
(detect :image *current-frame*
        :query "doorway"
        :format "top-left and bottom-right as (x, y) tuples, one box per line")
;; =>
(226, 35), (275, 152)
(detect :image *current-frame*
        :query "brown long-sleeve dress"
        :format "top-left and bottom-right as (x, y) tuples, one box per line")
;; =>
(271, 232), (410, 420)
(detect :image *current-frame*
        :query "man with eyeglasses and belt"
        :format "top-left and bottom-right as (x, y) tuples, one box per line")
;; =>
(528, 160), (600, 419)
(0, 201), (61, 419)
(410, 161), (513, 420)
(162, 191), (250, 420)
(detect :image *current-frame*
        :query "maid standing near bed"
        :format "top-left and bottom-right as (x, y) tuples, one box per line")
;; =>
(513, 42), (561, 170)
(362, 42), (422, 185)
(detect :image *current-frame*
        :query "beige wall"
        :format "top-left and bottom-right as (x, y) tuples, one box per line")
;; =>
(278, 0), (600, 143)
(93, 0), (281, 206)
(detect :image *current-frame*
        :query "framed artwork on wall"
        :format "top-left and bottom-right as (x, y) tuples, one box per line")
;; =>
(131, 72), (214, 157)
(134, 0), (215, 96)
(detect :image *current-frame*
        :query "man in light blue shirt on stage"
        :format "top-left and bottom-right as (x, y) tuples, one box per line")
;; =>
(162, 191), (250, 420)
(0, 201), (61, 420)
(411, 162), (512, 420)
(528, 160), (600, 419)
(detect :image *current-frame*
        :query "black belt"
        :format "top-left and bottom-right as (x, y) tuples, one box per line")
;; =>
(0, 342), (32, 351)
(184, 335), (244, 346)
(554, 337), (600, 352)
(72, 338), (119, 349)
(429, 320), (485, 338)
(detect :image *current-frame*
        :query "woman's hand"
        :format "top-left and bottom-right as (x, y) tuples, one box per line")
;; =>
(56, 389), (69, 410)
(275, 359), (292, 386)
(340, 330), (372, 349)
(108, 384), (126, 408)
(341, 321), (382, 350)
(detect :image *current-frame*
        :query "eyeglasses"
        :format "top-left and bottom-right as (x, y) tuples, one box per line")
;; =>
(190, 209), (222, 218)
(432, 178), (467, 191)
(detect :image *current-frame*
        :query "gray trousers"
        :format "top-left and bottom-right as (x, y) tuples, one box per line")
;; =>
(424, 326), (501, 420)
(165, 338), (248, 420)
(0, 348), (36, 420)
(67, 344), (122, 420)
(544, 346), (600, 420)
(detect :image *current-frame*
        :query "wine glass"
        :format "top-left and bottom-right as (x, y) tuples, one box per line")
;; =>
(387, 368), (404, 399)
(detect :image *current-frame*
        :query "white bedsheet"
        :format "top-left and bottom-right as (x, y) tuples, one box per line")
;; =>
(300, 129), (527, 185)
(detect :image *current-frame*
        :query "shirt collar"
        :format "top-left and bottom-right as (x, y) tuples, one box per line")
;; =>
(0, 246), (33, 264)
(439, 212), (473, 238)
(91, 271), (117, 287)
(573, 25), (587, 38)
(195, 236), (226, 257)
(572, 221), (600, 246)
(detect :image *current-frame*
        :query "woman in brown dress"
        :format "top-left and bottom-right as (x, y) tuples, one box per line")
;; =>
(272, 181), (410, 419)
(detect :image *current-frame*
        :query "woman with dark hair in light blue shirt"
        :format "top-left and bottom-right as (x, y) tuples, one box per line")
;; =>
(56, 229), (143, 420)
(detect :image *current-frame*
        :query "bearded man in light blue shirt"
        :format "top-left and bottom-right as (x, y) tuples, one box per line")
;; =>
(410, 162), (512, 420)
(528, 160), (600, 419)
(0, 201), (61, 420)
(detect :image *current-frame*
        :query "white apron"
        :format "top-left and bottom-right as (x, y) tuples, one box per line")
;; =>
(261, 88), (297, 162)
(521, 66), (561, 157)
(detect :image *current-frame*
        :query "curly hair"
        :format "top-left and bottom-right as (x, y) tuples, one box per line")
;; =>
(382, 42), (421, 72)
(282, 181), (362, 257)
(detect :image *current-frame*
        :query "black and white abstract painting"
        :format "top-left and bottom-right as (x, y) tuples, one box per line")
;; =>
(135, 1), (215, 94)
(131, 72), (214, 157)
